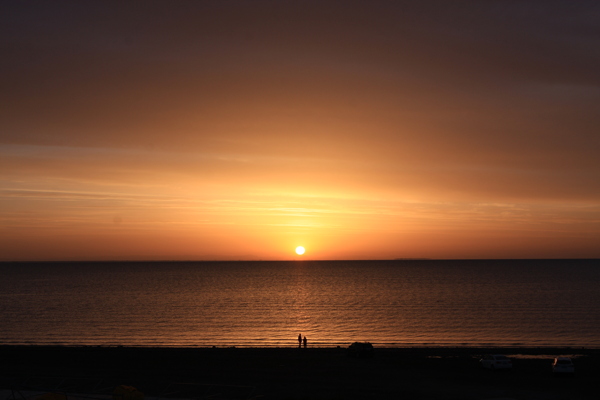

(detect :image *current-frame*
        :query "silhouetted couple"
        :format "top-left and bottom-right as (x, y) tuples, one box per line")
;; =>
(297, 333), (307, 348)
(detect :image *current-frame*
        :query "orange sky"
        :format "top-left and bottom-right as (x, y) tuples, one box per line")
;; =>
(1, 2), (599, 260)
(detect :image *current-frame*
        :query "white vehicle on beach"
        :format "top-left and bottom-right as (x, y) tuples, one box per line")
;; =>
(552, 357), (574, 374)
(480, 354), (512, 370)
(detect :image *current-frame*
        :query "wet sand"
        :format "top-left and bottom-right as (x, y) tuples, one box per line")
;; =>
(1, 346), (598, 399)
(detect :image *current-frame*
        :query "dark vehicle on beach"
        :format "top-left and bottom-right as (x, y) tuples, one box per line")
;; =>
(552, 357), (575, 375)
(480, 354), (512, 370)
(347, 342), (374, 358)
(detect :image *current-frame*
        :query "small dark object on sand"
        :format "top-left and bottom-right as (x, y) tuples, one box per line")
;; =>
(347, 342), (374, 358)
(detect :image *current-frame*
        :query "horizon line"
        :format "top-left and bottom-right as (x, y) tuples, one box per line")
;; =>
(1, 257), (598, 263)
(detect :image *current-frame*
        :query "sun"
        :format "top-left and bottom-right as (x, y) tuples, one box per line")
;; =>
(295, 246), (305, 255)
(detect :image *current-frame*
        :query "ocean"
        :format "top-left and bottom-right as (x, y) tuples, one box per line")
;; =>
(1, 259), (599, 348)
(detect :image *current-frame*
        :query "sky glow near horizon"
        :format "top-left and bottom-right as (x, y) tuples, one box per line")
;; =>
(1, 1), (599, 260)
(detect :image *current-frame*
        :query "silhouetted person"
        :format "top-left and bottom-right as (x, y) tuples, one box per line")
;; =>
(303, 336), (307, 348)
(298, 333), (302, 348)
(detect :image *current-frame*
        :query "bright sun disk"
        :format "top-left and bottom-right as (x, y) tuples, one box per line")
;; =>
(295, 246), (305, 255)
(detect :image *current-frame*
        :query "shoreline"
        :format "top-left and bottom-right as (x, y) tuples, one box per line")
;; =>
(2, 345), (598, 399)
(2, 343), (600, 353)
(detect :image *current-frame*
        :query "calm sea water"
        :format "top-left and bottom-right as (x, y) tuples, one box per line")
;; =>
(1, 260), (599, 348)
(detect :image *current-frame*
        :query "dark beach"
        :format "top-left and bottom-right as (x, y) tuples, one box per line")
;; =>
(1, 346), (598, 400)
